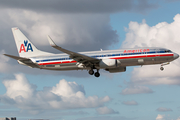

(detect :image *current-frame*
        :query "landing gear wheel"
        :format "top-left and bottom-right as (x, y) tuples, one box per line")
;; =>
(89, 69), (94, 75)
(94, 72), (100, 77)
(160, 67), (164, 71)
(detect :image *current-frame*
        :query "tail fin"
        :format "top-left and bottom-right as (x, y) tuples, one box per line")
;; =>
(12, 27), (53, 58)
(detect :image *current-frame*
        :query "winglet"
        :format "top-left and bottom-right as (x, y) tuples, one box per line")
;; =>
(46, 36), (99, 62)
(47, 35), (57, 47)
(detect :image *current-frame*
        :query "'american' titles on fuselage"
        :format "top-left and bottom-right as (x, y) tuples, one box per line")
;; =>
(4, 28), (179, 77)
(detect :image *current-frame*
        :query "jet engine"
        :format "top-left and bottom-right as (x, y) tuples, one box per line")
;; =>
(106, 67), (126, 73)
(99, 59), (120, 68)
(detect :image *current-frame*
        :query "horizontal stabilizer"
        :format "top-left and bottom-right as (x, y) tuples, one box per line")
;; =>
(4, 54), (39, 68)
(4, 54), (30, 60)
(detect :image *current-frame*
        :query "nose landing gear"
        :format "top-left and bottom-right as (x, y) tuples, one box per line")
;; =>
(160, 62), (170, 71)
(160, 67), (164, 71)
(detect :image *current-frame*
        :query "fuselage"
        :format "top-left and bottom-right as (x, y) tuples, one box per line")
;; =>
(30, 47), (178, 71)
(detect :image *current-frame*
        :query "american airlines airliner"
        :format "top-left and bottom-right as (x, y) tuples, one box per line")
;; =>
(4, 28), (179, 77)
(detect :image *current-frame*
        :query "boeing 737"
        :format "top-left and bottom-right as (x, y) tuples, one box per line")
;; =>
(4, 28), (179, 77)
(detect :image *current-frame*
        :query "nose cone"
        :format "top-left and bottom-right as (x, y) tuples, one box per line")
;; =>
(174, 53), (179, 59)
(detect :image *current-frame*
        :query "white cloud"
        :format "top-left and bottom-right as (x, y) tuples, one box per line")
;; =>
(122, 14), (180, 85)
(0, 74), (110, 113)
(3, 74), (35, 99)
(96, 107), (119, 115)
(156, 107), (173, 112)
(51, 79), (85, 97)
(156, 114), (172, 120)
(122, 100), (138, 105)
(156, 114), (165, 120)
(121, 85), (153, 95)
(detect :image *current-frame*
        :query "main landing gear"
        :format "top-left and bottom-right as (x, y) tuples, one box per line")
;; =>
(89, 69), (100, 77)
(160, 62), (170, 71)
(89, 69), (94, 75)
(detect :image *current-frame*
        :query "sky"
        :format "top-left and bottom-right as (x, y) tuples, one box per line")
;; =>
(0, 0), (180, 120)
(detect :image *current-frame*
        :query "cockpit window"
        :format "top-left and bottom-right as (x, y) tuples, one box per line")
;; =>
(165, 50), (171, 53)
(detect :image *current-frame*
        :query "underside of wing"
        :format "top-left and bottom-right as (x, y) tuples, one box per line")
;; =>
(47, 36), (100, 66)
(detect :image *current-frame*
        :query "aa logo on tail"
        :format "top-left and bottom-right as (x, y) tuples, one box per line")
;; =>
(19, 40), (33, 53)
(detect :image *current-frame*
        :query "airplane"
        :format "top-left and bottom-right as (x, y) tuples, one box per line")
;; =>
(4, 27), (179, 77)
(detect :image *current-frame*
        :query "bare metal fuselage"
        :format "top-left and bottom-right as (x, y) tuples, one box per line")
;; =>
(5, 28), (179, 77)
(29, 48), (177, 71)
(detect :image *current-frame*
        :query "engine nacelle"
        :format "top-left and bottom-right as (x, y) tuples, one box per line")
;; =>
(106, 67), (126, 73)
(99, 59), (120, 68)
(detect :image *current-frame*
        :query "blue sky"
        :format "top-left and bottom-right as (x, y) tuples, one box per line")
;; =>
(0, 1), (180, 120)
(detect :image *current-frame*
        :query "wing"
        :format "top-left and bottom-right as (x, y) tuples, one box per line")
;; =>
(47, 36), (100, 66)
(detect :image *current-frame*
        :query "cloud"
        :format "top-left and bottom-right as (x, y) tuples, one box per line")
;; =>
(121, 85), (153, 95)
(156, 114), (165, 120)
(96, 106), (119, 115)
(0, 0), (157, 14)
(156, 107), (173, 112)
(156, 114), (179, 120)
(122, 100), (138, 105)
(6, 9), (119, 52)
(122, 14), (180, 85)
(3, 74), (36, 99)
(0, 74), (110, 113)
(156, 114), (172, 120)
